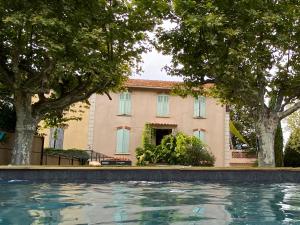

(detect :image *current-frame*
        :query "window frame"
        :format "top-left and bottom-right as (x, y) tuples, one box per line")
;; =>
(194, 96), (206, 118)
(116, 128), (130, 154)
(157, 94), (169, 117)
(193, 129), (205, 142)
(118, 91), (131, 116)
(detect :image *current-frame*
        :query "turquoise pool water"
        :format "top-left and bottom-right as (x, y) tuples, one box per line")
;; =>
(0, 181), (300, 224)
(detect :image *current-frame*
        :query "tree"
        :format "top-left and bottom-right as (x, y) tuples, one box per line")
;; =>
(230, 105), (257, 152)
(284, 111), (300, 166)
(274, 123), (283, 167)
(0, 0), (168, 164)
(157, 0), (300, 167)
(287, 111), (300, 150)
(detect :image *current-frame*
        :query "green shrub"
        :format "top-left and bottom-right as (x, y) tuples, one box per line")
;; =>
(284, 131), (300, 167)
(184, 136), (215, 166)
(135, 129), (216, 167)
(136, 145), (158, 166)
(284, 147), (300, 167)
(160, 134), (177, 164)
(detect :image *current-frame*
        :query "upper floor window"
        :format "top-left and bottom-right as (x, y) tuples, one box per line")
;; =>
(119, 92), (131, 115)
(157, 94), (169, 116)
(193, 130), (205, 142)
(116, 128), (130, 154)
(194, 96), (206, 118)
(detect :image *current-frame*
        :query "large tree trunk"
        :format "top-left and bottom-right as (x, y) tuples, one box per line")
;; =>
(11, 92), (38, 165)
(257, 115), (279, 167)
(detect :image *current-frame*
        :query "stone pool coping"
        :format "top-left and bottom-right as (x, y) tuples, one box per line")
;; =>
(1, 166), (300, 183)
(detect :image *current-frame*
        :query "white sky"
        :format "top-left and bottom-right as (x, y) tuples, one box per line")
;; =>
(130, 49), (182, 81)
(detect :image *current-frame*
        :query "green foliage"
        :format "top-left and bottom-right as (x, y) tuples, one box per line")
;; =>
(184, 137), (215, 166)
(274, 123), (283, 167)
(157, 0), (300, 109)
(230, 105), (257, 151)
(284, 138), (300, 167)
(284, 114), (300, 167)
(136, 131), (215, 166)
(0, 0), (169, 164)
(136, 124), (158, 165)
(160, 134), (178, 164)
(0, 99), (16, 132)
(157, 0), (300, 166)
(44, 148), (90, 161)
(287, 111), (300, 150)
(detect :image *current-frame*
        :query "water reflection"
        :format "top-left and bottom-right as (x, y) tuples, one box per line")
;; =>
(1, 182), (300, 224)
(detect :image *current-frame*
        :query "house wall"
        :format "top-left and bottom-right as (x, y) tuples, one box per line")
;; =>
(42, 102), (89, 150)
(92, 88), (227, 166)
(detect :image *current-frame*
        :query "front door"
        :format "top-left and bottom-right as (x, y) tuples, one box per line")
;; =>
(155, 129), (172, 146)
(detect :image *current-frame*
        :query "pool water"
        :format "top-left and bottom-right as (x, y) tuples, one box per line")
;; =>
(0, 181), (300, 225)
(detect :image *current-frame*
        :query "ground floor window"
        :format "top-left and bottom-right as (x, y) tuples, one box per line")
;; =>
(116, 128), (130, 153)
(193, 130), (205, 142)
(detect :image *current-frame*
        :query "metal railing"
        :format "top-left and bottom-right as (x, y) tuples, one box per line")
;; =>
(85, 150), (113, 162)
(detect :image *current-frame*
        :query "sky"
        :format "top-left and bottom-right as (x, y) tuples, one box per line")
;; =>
(130, 49), (181, 81)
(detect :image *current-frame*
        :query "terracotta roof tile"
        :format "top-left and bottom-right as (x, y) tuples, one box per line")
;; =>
(125, 79), (181, 89)
(125, 79), (213, 89)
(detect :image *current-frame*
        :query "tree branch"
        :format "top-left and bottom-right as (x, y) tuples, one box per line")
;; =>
(274, 91), (284, 112)
(32, 77), (113, 119)
(278, 101), (300, 120)
(280, 96), (295, 112)
(21, 56), (55, 89)
(0, 44), (14, 86)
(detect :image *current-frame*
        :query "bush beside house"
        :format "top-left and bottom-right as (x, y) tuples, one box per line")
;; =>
(284, 131), (300, 167)
(136, 126), (215, 166)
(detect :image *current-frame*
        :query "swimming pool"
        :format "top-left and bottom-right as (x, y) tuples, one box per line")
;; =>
(0, 181), (299, 224)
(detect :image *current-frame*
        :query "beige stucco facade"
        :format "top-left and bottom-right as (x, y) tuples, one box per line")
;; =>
(42, 102), (89, 150)
(42, 79), (231, 167)
(90, 88), (228, 166)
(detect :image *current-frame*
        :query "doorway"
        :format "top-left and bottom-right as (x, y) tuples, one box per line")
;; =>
(155, 129), (172, 146)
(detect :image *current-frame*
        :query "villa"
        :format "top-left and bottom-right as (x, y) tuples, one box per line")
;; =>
(44, 79), (232, 166)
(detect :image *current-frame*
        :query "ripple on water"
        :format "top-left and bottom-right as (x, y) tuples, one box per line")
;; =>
(0, 182), (300, 224)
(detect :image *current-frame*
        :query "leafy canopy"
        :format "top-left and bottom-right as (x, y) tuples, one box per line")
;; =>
(0, 0), (169, 120)
(157, 0), (300, 117)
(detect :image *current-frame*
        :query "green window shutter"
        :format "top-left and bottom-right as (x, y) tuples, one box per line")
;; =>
(123, 129), (130, 153)
(116, 128), (130, 153)
(119, 92), (131, 115)
(200, 96), (206, 118)
(194, 97), (200, 117)
(116, 129), (123, 153)
(119, 93), (125, 114)
(199, 130), (205, 142)
(125, 92), (131, 115)
(157, 95), (163, 116)
(157, 95), (169, 116)
(163, 95), (169, 115)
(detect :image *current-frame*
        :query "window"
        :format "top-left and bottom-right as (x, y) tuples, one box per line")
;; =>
(157, 94), (169, 116)
(119, 92), (131, 115)
(116, 128), (130, 153)
(193, 130), (205, 142)
(194, 96), (206, 118)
